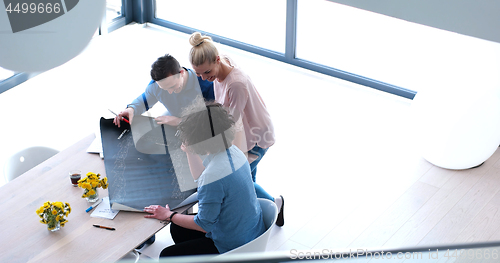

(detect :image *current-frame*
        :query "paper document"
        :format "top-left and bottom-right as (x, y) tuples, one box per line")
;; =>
(87, 131), (103, 156)
(111, 192), (198, 212)
(172, 192), (198, 210)
(91, 197), (119, 219)
(100, 117), (197, 212)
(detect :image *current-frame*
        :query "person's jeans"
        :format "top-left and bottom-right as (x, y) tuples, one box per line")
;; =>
(248, 145), (268, 182)
(248, 146), (274, 201)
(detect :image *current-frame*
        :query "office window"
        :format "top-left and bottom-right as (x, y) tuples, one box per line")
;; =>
(106, 0), (123, 22)
(155, 0), (286, 53)
(296, 0), (500, 93)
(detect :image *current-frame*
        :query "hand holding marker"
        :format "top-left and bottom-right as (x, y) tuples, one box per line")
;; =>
(109, 109), (130, 124)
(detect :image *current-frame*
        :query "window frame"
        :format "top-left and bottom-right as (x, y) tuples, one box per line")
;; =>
(0, 0), (417, 99)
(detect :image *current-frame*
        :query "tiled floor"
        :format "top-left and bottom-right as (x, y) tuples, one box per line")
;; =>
(2, 23), (500, 262)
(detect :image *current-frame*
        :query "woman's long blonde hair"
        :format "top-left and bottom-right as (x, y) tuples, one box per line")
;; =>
(189, 32), (219, 67)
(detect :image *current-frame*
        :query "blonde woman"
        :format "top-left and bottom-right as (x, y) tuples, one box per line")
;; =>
(188, 32), (283, 226)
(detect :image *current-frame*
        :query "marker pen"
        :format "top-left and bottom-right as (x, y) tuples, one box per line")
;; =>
(85, 198), (102, 213)
(93, 224), (115, 231)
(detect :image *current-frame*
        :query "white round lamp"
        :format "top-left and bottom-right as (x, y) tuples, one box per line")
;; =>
(411, 80), (500, 170)
(0, 0), (105, 73)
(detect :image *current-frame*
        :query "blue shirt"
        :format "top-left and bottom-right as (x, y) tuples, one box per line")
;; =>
(127, 68), (214, 116)
(194, 145), (266, 253)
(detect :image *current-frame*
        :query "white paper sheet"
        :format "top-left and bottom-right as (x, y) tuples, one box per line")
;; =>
(91, 196), (119, 219)
(87, 131), (103, 158)
(111, 192), (198, 212)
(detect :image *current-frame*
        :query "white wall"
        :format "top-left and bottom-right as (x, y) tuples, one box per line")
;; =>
(329, 0), (500, 44)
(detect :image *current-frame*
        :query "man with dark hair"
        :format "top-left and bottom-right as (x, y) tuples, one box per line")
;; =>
(113, 54), (214, 127)
(112, 54), (214, 249)
(150, 54), (181, 81)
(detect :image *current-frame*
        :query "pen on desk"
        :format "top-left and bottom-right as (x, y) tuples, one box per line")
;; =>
(108, 109), (130, 124)
(93, 224), (115, 231)
(93, 225), (115, 230)
(117, 129), (128, 140)
(86, 198), (103, 213)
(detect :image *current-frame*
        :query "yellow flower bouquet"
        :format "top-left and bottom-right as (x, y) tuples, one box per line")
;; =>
(78, 172), (108, 202)
(36, 201), (71, 231)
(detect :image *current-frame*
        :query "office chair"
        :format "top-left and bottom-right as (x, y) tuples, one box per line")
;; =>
(3, 146), (59, 182)
(119, 250), (140, 263)
(222, 198), (278, 255)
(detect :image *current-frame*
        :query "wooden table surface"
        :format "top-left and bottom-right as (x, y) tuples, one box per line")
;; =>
(0, 134), (170, 262)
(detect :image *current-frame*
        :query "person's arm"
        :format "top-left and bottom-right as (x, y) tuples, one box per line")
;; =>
(193, 180), (224, 234)
(227, 83), (249, 155)
(226, 82), (248, 125)
(143, 204), (205, 233)
(233, 128), (248, 158)
(171, 213), (205, 233)
(154, 115), (181, 126)
(181, 144), (205, 180)
(126, 80), (159, 118)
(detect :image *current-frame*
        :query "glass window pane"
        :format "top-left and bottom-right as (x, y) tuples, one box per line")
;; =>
(155, 0), (286, 53)
(297, 0), (500, 93)
(106, 0), (123, 22)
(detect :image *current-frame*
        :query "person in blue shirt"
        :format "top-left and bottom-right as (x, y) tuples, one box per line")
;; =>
(113, 54), (214, 127)
(143, 100), (266, 256)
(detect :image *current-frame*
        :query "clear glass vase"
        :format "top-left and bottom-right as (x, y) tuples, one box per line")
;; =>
(86, 188), (99, 203)
(49, 221), (60, 232)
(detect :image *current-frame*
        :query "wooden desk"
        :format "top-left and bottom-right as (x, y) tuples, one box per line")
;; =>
(0, 134), (177, 262)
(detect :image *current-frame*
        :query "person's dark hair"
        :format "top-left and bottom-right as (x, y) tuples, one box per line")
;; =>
(150, 54), (181, 81)
(178, 99), (235, 155)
